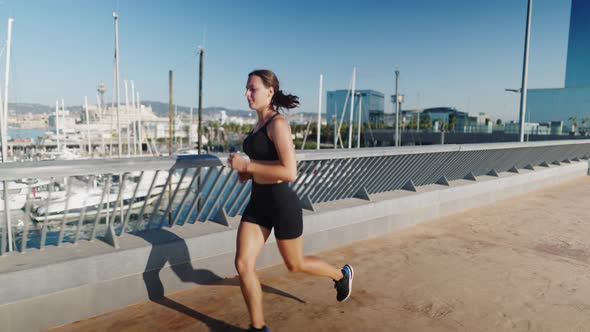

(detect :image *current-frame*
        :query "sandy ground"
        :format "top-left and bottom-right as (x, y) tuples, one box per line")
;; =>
(50, 177), (590, 332)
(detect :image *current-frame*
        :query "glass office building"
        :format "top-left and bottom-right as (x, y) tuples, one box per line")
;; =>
(565, 0), (590, 88)
(326, 90), (384, 126)
(527, 87), (590, 123)
(528, 0), (590, 124)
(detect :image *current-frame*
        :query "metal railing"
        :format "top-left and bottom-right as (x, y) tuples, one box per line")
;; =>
(1, 140), (589, 255)
(293, 140), (590, 207)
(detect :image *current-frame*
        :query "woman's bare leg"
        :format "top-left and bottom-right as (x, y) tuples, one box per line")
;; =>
(235, 222), (271, 329)
(276, 237), (343, 280)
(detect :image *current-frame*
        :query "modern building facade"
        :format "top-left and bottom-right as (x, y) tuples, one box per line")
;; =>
(326, 89), (384, 126)
(527, 0), (590, 126)
(565, 0), (590, 88)
(398, 107), (494, 133)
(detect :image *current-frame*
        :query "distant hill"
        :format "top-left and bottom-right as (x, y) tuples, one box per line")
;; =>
(5, 101), (319, 120)
(137, 101), (319, 119)
(4, 101), (254, 117)
(143, 100), (255, 118)
(7, 103), (54, 115)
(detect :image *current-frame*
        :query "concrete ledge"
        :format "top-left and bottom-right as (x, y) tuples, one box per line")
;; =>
(0, 161), (587, 332)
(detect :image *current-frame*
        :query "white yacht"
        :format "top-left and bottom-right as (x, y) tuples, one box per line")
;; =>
(30, 171), (192, 222)
(0, 178), (54, 211)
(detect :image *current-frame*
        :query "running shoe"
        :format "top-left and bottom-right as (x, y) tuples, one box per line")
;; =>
(334, 263), (354, 302)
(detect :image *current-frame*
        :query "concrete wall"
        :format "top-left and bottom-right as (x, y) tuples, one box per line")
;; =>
(0, 160), (587, 331)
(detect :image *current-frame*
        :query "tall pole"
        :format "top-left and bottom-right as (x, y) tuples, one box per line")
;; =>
(348, 67), (356, 149)
(0, 17), (14, 163)
(174, 104), (178, 147)
(131, 80), (137, 155)
(61, 99), (66, 143)
(518, 0), (533, 143)
(97, 94), (104, 152)
(114, 12), (122, 157)
(399, 95), (403, 146)
(417, 92), (421, 132)
(137, 92), (143, 156)
(124, 80), (130, 157)
(168, 71), (174, 224)
(2, 13), (11, 251)
(196, 47), (204, 218)
(169, 70), (173, 156)
(55, 101), (60, 151)
(110, 61), (115, 156)
(357, 94), (362, 148)
(189, 106), (193, 145)
(84, 96), (91, 155)
(333, 115), (337, 149)
(197, 47), (204, 154)
(3, 18), (13, 143)
(394, 69), (400, 147)
(316, 74), (323, 150)
(2, 18), (15, 251)
(0, 76), (5, 163)
(2, 17), (13, 162)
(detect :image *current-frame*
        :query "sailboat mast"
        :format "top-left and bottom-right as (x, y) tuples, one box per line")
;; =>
(348, 67), (356, 149)
(2, 18), (13, 162)
(131, 80), (137, 155)
(61, 99), (66, 150)
(0, 19), (12, 163)
(55, 101), (60, 150)
(114, 12), (122, 157)
(137, 92), (143, 156)
(316, 74), (323, 150)
(169, 70), (173, 156)
(1, 18), (13, 251)
(357, 94), (362, 148)
(85, 96), (91, 155)
(124, 79), (130, 157)
(197, 47), (204, 154)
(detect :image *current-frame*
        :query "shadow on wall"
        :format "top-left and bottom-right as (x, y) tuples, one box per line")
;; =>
(136, 228), (304, 331)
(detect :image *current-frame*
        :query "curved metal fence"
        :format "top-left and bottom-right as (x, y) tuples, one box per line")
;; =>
(0, 140), (589, 255)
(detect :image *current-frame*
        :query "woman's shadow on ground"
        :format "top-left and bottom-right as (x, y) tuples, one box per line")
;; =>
(136, 228), (305, 331)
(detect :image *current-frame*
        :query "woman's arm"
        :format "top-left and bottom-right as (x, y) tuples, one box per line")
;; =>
(228, 117), (297, 182)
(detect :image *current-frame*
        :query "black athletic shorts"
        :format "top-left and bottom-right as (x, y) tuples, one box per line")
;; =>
(241, 182), (303, 240)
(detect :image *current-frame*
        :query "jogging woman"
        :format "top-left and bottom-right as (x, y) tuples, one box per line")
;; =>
(228, 69), (353, 332)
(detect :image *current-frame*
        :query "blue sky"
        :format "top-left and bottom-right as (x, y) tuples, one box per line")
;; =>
(0, 0), (573, 121)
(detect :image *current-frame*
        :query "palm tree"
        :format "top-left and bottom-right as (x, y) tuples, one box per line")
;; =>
(581, 118), (590, 136)
(569, 116), (579, 134)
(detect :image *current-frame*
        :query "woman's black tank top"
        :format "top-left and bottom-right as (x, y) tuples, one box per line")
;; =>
(243, 113), (280, 161)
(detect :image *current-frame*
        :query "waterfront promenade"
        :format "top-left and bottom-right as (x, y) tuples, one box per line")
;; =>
(50, 176), (590, 331)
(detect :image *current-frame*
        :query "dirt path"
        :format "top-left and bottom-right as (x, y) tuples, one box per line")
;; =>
(50, 177), (590, 331)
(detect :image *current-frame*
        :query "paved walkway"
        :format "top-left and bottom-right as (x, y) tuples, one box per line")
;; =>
(50, 177), (590, 331)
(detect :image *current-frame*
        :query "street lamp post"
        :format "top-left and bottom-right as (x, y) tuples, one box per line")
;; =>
(391, 93), (404, 147)
(394, 70), (400, 147)
(506, 88), (531, 141)
(356, 92), (363, 148)
(518, 0), (533, 143)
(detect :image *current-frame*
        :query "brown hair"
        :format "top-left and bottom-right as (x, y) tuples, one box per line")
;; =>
(248, 69), (299, 111)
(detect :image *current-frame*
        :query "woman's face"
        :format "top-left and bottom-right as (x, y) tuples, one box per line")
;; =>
(245, 75), (274, 111)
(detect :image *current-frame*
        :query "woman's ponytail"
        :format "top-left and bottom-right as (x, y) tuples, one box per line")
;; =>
(272, 89), (299, 110)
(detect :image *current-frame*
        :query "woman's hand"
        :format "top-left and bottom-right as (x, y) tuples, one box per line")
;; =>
(228, 152), (250, 173)
(237, 172), (252, 183)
